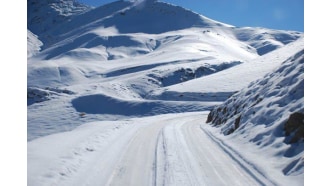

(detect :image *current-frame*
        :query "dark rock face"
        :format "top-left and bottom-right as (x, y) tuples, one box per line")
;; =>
(206, 111), (213, 123)
(234, 115), (241, 130)
(284, 112), (304, 143)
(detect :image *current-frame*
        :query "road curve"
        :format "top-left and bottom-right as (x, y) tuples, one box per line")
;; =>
(28, 112), (274, 186)
(106, 113), (272, 186)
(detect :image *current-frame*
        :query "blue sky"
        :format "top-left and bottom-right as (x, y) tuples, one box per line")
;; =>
(78, 0), (304, 32)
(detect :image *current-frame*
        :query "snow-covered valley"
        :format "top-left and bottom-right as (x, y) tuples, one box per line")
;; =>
(27, 0), (304, 185)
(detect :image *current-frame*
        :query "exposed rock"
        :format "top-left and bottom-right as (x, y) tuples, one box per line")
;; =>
(206, 111), (213, 123)
(234, 115), (241, 130)
(284, 112), (304, 143)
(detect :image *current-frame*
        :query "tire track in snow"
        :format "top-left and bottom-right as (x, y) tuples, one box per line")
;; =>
(160, 115), (266, 186)
(106, 120), (169, 186)
(154, 126), (167, 186)
(200, 124), (277, 186)
(160, 121), (206, 186)
(29, 112), (279, 186)
(107, 113), (275, 186)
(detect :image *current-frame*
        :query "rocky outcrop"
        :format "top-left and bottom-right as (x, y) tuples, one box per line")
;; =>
(284, 112), (304, 143)
(206, 49), (304, 140)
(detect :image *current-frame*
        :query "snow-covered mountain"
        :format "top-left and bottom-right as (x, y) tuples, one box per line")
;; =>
(28, 0), (301, 59)
(27, 0), (304, 185)
(206, 38), (304, 179)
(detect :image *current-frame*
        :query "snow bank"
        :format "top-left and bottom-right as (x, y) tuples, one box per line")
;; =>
(205, 41), (304, 183)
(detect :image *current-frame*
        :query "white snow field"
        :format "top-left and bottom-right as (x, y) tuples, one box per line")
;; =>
(27, 0), (304, 185)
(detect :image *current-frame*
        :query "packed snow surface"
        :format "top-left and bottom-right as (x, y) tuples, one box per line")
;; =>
(27, 0), (304, 185)
(28, 112), (302, 186)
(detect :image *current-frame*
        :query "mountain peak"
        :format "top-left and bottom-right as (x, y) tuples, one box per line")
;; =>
(103, 1), (207, 34)
(131, 0), (158, 3)
(28, 0), (302, 60)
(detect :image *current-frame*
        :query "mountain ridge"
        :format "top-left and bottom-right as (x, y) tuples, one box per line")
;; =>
(28, 0), (302, 59)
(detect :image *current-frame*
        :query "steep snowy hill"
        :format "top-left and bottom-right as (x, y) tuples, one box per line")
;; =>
(205, 41), (304, 179)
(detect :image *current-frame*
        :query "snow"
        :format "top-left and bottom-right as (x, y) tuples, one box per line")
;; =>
(206, 40), (304, 184)
(156, 37), (304, 94)
(27, 30), (43, 58)
(27, 0), (304, 185)
(28, 0), (91, 36)
(29, 112), (296, 186)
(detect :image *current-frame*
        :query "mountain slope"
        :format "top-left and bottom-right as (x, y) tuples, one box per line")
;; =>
(28, 0), (92, 47)
(147, 38), (304, 101)
(233, 27), (301, 55)
(28, 0), (302, 59)
(27, 0), (303, 141)
(27, 29), (43, 58)
(205, 40), (304, 179)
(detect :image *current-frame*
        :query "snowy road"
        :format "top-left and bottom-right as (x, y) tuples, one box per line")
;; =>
(28, 112), (275, 186)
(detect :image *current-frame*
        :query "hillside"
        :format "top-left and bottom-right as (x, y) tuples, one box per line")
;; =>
(27, 0), (304, 185)
(205, 39), (304, 180)
(28, 0), (91, 36)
